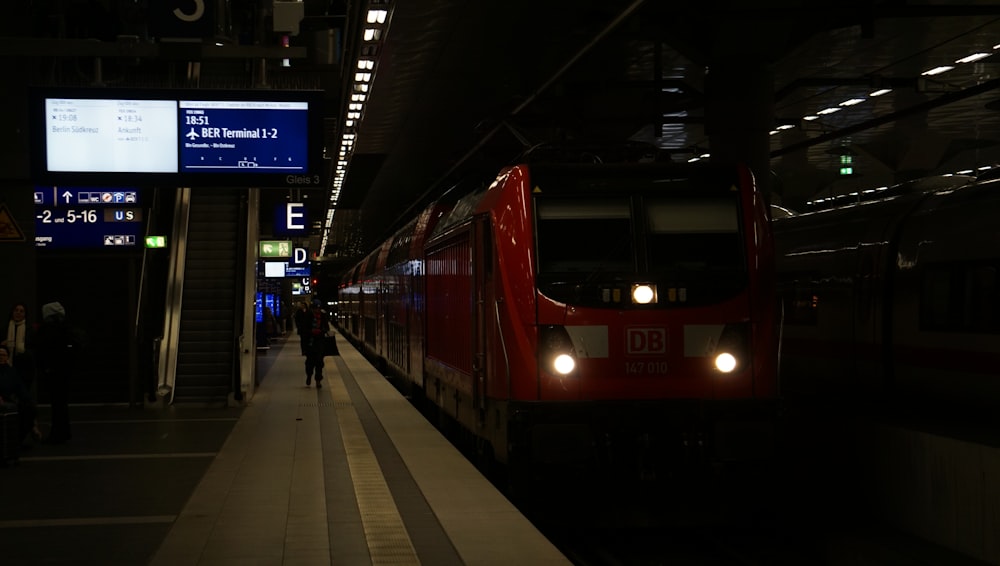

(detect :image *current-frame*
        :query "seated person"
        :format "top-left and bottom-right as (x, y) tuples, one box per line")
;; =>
(0, 345), (39, 445)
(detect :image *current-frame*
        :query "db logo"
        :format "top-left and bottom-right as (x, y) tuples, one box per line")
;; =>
(626, 327), (667, 355)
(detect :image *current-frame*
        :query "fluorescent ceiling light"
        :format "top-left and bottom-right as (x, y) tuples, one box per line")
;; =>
(956, 52), (991, 64)
(868, 88), (892, 97)
(816, 107), (842, 115)
(921, 65), (954, 76)
(839, 98), (865, 106)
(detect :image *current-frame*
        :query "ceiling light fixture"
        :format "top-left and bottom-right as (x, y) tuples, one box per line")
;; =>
(321, 1), (393, 257)
(921, 65), (954, 76)
(956, 52), (991, 64)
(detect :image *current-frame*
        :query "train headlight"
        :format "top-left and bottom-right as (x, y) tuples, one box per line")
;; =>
(631, 283), (657, 305)
(714, 352), (737, 373)
(712, 323), (749, 374)
(540, 325), (577, 376)
(553, 354), (576, 375)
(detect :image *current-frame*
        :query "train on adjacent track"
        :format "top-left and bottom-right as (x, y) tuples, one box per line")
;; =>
(773, 173), (1000, 422)
(336, 155), (780, 489)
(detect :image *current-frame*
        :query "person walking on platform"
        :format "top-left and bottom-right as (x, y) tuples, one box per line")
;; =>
(35, 302), (79, 444)
(293, 300), (311, 356)
(304, 299), (330, 388)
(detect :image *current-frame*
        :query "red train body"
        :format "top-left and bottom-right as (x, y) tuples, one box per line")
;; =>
(338, 160), (779, 480)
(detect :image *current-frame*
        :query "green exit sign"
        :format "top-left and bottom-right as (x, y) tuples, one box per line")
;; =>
(145, 235), (167, 248)
(260, 240), (292, 257)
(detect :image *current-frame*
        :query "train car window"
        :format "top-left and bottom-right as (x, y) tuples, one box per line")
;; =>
(535, 198), (634, 274)
(431, 185), (489, 238)
(386, 229), (413, 269)
(920, 261), (1000, 333)
(363, 252), (379, 277)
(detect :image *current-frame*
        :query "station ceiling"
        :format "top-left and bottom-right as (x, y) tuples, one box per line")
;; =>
(334, 0), (1000, 256)
(7, 1), (1000, 272)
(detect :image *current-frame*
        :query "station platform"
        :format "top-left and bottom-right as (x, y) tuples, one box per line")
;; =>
(0, 333), (571, 566)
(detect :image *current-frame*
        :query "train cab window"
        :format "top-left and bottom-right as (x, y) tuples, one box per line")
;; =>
(535, 198), (634, 274)
(644, 196), (743, 276)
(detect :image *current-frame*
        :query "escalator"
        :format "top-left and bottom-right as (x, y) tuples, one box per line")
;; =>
(158, 188), (254, 406)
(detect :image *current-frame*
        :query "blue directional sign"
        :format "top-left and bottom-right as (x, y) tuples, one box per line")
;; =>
(33, 186), (145, 249)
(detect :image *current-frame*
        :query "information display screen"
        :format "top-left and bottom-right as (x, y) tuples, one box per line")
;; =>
(30, 87), (325, 188)
(34, 187), (145, 249)
(179, 100), (309, 173)
(45, 98), (178, 173)
(260, 261), (311, 278)
(284, 264), (311, 277)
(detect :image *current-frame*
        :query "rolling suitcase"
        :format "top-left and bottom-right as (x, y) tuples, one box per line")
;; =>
(1, 410), (19, 467)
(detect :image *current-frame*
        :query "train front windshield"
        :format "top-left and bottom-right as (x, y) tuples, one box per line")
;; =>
(533, 169), (747, 308)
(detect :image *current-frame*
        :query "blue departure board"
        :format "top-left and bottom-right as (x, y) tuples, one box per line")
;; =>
(34, 187), (145, 249)
(179, 101), (309, 173)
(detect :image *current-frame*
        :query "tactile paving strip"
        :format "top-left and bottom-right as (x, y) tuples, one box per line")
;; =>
(328, 375), (421, 565)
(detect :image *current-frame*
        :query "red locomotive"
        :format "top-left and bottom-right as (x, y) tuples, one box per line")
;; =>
(338, 158), (780, 487)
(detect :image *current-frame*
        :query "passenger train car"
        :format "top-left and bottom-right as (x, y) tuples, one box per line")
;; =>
(338, 158), (779, 486)
(773, 173), (1000, 419)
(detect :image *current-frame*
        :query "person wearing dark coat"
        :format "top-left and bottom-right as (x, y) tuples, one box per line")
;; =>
(0, 345), (38, 446)
(303, 300), (330, 388)
(293, 301), (312, 356)
(34, 302), (79, 444)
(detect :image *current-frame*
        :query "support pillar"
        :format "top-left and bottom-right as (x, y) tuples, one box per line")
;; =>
(704, 54), (775, 203)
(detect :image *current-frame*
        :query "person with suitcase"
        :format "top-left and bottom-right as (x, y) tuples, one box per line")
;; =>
(304, 300), (330, 388)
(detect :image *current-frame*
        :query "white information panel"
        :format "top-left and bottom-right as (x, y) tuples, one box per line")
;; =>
(44, 98), (179, 173)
